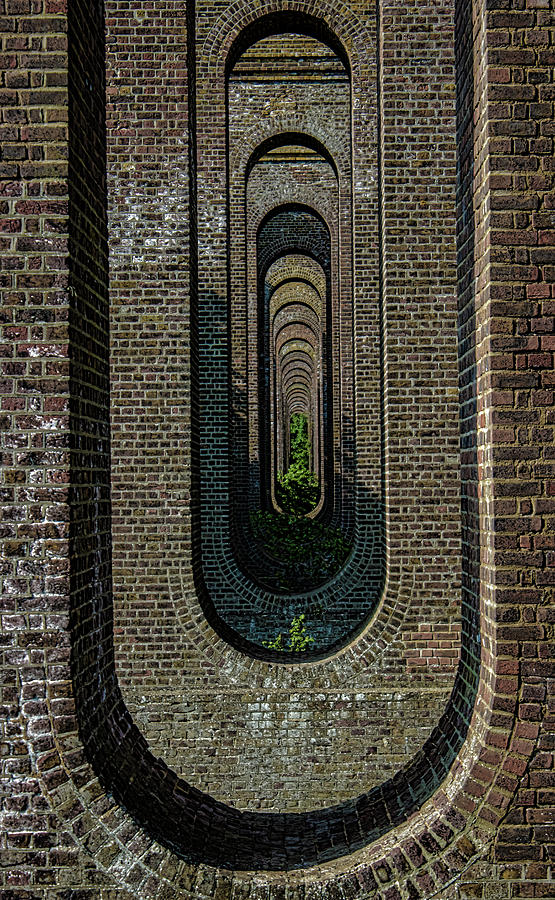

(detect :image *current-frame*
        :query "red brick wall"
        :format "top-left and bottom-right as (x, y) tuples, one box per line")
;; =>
(0, 0), (553, 896)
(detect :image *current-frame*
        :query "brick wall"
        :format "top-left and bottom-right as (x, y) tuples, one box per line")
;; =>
(0, 0), (553, 896)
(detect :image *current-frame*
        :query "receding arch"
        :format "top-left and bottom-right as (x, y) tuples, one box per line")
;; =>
(258, 203), (331, 273)
(225, 10), (351, 77)
(257, 206), (332, 520)
(246, 131), (339, 179)
(48, 0), (536, 892)
(218, 9), (366, 638)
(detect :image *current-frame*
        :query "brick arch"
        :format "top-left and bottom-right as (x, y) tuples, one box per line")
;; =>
(246, 177), (337, 499)
(225, 11), (350, 77)
(233, 122), (348, 183)
(283, 371), (313, 392)
(247, 158), (339, 240)
(276, 321), (320, 349)
(278, 336), (316, 360)
(247, 132), (339, 180)
(271, 290), (322, 323)
(255, 206), (333, 522)
(268, 272), (325, 298)
(201, 0), (373, 637)
(273, 302), (320, 337)
(203, 0), (373, 83)
(257, 204), (331, 277)
(104, 0), (464, 880)
(283, 369), (313, 392)
(225, 3), (357, 604)
(283, 377), (313, 403)
(250, 190), (337, 267)
(266, 253), (327, 301)
(210, 0), (370, 648)
(270, 285), (323, 475)
(281, 348), (314, 364)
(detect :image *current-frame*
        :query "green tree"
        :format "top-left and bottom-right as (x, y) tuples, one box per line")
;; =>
(276, 413), (319, 516)
(276, 462), (319, 516)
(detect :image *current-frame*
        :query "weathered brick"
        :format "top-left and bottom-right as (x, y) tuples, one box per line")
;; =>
(1, 0), (553, 896)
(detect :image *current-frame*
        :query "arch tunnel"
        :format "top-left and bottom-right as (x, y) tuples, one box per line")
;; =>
(36, 0), (551, 894)
(102, 0), (469, 852)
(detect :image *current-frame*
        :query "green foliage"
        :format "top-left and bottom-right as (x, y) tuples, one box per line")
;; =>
(276, 412), (319, 516)
(263, 631), (285, 651)
(289, 412), (310, 468)
(251, 413), (351, 592)
(276, 463), (319, 516)
(250, 509), (351, 593)
(288, 613), (315, 651)
(262, 614), (314, 652)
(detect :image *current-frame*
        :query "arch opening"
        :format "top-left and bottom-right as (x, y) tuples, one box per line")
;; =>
(219, 22), (368, 619)
(66, 0), (485, 881)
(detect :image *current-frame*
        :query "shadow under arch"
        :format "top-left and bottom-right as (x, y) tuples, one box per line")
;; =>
(225, 10), (351, 79)
(257, 202), (332, 273)
(246, 131), (340, 180)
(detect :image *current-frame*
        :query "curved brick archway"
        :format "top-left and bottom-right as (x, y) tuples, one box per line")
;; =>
(77, 0), (467, 871)
(197, 13), (381, 647)
(234, 126), (347, 540)
(272, 294), (323, 493)
(256, 205), (332, 519)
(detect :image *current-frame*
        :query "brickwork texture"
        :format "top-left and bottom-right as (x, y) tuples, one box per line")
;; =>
(0, 0), (554, 898)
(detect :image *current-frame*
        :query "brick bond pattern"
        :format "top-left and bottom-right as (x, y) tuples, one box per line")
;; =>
(0, 1), (553, 899)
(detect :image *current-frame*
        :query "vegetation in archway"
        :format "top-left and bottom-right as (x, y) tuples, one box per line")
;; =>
(262, 613), (314, 652)
(276, 412), (318, 516)
(290, 411), (310, 467)
(251, 415), (350, 593)
(250, 511), (350, 593)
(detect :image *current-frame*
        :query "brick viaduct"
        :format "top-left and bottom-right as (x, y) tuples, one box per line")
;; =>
(1, 0), (554, 898)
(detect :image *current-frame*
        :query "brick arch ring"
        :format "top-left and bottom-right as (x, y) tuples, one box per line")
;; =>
(235, 127), (346, 186)
(198, 1), (379, 648)
(266, 254), (327, 303)
(200, 195), (384, 643)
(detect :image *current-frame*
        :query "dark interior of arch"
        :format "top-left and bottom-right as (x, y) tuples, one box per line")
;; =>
(224, 10), (351, 77)
(257, 205), (332, 521)
(258, 205), (331, 274)
(68, 0), (480, 874)
(246, 132), (339, 179)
